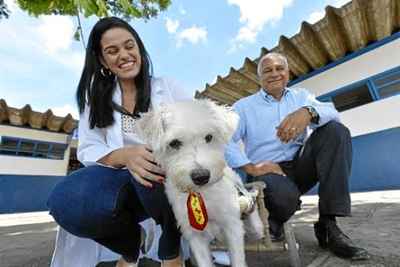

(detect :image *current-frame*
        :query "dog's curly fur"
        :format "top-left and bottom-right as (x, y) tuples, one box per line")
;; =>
(136, 99), (262, 267)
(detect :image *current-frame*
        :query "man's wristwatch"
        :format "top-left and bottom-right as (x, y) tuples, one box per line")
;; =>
(303, 106), (319, 124)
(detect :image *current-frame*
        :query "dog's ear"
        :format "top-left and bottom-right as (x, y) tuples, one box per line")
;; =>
(200, 99), (239, 142)
(135, 106), (168, 151)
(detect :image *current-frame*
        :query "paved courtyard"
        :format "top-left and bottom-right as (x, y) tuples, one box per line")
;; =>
(1, 190), (400, 267)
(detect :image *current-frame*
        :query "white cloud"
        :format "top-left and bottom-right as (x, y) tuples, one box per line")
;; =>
(51, 104), (79, 119)
(37, 15), (75, 54)
(54, 50), (85, 74)
(166, 21), (208, 48)
(331, 0), (351, 8)
(179, 5), (187, 15)
(305, 0), (351, 26)
(176, 26), (207, 47)
(307, 10), (325, 24)
(0, 7), (84, 116)
(165, 17), (180, 33)
(228, 0), (294, 48)
(4, 0), (17, 12)
(0, 10), (83, 73)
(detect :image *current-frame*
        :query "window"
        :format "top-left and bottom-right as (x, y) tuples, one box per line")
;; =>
(331, 84), (374, 112)
(48, 144), (67, 160)
(317, 66), (400, 112)
(0, 137), (18, 153)
(19, 140), (35, 157)
(379, 83), (400, 98)
(0, 136), (67, 160)
(35, 143), (50, 158)
(373, 69), (400, 98)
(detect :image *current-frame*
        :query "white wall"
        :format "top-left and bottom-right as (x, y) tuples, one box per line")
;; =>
(0, 125), (71, 176)
(292, 37), (400, 136)
(340, 95), (400, 137)
(0, 156), (69, 176)
(293, 38), (400, 96)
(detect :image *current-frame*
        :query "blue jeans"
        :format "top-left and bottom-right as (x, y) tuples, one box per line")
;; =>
(47, 165), (181, 262)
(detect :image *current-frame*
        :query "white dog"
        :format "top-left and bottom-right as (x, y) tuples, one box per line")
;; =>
(135, 99), (263, 267)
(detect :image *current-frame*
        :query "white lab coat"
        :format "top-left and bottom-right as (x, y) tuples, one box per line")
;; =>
(50, 77), (192, 267)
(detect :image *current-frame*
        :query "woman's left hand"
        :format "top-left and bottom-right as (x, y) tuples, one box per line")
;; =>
(123, 145), (165, 188)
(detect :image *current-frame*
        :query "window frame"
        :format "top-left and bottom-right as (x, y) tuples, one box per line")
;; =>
(0, 136), (68, 160)
(317, 66), (400, 111)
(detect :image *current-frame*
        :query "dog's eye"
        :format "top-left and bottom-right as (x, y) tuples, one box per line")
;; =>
(169, 139), (182, 149)
(205, 134), (213, 143)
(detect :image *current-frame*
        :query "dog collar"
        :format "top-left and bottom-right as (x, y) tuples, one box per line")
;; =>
(187, 191), (208, 231)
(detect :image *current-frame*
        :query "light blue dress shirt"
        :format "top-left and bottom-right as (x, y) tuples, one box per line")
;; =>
(224, 88), (340, 169)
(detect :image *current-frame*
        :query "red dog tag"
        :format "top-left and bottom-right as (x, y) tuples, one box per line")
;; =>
(187, 192), (208, 231)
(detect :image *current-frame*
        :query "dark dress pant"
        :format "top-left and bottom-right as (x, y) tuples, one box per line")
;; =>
(250, 121), (352, 224)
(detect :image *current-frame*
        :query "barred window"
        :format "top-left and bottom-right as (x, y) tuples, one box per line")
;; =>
(317, 66), (400, 112)
(0, 136), (67, 160)
(373, 69), (400, 99)
(331, 84), (373, 112)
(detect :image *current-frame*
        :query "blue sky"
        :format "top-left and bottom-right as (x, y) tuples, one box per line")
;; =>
(0, 0), (350, 119)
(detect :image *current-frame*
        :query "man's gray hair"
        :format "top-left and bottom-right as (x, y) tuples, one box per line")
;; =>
(257, 52), (289, 77)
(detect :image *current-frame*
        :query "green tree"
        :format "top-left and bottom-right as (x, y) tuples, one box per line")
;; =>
(1, 0), (171, 20)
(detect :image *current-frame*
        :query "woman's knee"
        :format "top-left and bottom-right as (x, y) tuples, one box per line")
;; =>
(48, 166), (133, 238)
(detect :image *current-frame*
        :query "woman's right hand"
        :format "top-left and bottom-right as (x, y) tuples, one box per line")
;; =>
(122, 145), (165, 188)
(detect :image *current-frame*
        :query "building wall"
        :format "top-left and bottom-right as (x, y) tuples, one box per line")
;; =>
(291, 37), (400, 194)
(293, 37), (400, 97)
(0, 175), (63, 213)
(0, 125), (72, 176)
(0, 125), (74, 213)
(340, 95), (400, 137)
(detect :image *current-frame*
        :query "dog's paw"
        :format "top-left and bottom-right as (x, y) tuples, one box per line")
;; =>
(238, 195), (255, 215)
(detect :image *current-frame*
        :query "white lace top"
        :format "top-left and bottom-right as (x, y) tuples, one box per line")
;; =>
(121, 113), (145, 146)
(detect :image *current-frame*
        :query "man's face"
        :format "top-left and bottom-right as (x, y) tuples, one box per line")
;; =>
(259, 56), (289, 96)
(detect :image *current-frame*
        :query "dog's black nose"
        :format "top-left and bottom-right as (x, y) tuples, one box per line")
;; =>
(190, 169), (210, 186)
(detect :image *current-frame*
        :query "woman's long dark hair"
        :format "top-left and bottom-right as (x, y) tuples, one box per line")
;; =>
(76, 17), (153, 129)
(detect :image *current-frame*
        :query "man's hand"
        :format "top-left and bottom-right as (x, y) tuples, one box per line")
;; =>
(242, 161), (286, 177)
(122, 145), (165, 188)
(276, 107), (311, 143)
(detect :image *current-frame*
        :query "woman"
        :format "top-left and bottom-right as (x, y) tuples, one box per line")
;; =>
(48, 17), (190, 267)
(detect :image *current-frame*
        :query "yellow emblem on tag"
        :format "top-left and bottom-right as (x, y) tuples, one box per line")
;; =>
(187, 192), (208, 230)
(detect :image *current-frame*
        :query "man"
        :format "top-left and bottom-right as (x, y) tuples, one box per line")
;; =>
(225, 52), (369, 260)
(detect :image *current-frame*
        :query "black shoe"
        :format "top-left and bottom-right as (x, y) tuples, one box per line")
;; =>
(314, 221), (328, 248)
(314, 221), (370, 260)
(269, 218), (284, 242)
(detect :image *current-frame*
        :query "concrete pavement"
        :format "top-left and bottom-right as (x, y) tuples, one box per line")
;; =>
(1, 190), (400, 267)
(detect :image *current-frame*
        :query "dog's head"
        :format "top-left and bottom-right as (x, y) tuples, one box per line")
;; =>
(135, 99), (238, 191)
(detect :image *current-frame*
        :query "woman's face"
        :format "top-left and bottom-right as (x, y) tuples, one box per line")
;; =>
(100, 27), (142, 81)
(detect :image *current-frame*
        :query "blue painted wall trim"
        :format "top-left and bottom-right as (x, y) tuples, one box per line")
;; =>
(0, 175), (64, 214)
(350, 127), (400, 192)
(308, 127), (400, 194)
(1, 127), (399, 213)
(288, 31), (400, 87)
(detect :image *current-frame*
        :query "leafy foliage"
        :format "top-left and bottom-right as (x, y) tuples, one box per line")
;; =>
(4, 0), (171, 20)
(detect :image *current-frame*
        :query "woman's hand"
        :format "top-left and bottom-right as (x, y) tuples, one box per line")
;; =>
(122, 145), (165, 188)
